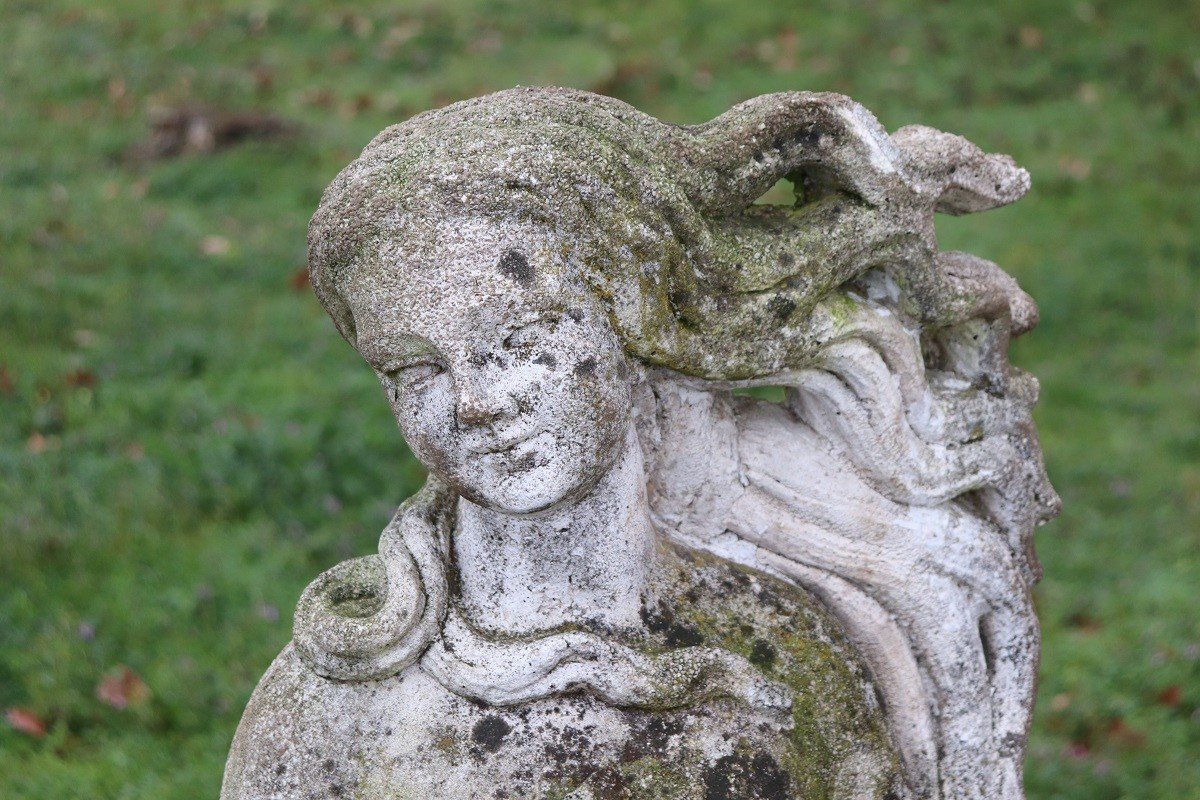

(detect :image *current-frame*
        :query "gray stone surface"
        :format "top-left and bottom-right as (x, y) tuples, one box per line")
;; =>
(223, 87), (1058, 799)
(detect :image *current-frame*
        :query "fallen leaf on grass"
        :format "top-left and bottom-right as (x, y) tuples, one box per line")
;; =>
(128, 106), (297, 161)
(289, 267), (311, 291)
(64, 368), (96, 389)
(200, 235), (231, 257)
(1066, 611), (1101, 633)
(1105, 717), (1147, 749)
(1018, 25), (1044, 49)
(5, 707), (47, 738)
(1156, 684), (1183, 708)
(96, 665), (151, 710)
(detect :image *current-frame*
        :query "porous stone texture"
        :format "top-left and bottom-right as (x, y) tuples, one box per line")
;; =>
(226, 544), (900, 799)
(223, 87), (1058, 800)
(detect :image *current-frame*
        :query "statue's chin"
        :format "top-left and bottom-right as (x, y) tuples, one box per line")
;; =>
(458, 466), (598, 517)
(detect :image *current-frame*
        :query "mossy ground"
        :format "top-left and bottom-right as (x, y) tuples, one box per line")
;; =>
(1, 1), (1197, 797)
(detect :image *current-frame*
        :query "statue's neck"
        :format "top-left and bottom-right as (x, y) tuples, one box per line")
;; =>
(452, 423), (661, 638)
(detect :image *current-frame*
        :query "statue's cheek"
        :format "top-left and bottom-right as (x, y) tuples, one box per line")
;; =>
(397, 391), (459, 456)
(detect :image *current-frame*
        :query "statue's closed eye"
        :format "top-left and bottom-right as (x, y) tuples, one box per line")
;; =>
(387, 362), (445, 389)
(502, 314), (562, 354)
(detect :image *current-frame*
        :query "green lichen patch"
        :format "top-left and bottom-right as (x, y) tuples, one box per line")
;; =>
(656, 547), (902, 800)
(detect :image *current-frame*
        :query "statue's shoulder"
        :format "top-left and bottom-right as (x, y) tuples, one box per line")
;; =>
(221, 644), (355, 800)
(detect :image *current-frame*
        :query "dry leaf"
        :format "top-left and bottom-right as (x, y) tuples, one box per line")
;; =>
(1156, 684), (1183, 708)
(130, 106), (296, 161)
(96, 665), (151, 710)
(1105, 717), (1147, 748)
(65, 368), (96, 389)
(200, 235), (231, 257)
(1018, 25), (1044, 49)
(289, 268), (311, 291)
(6, 708), (47, 738)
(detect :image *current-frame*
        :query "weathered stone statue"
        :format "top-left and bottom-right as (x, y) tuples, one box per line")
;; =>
(222, 87), (1058, 800)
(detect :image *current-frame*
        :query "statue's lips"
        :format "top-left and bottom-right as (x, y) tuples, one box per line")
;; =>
(468, 429), (546, 456)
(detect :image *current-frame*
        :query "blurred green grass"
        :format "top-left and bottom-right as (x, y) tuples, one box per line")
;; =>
(1, 0), (1197, 797)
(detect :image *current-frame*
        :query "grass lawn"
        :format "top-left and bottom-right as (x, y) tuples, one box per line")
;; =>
(1, 0), (1197, 796)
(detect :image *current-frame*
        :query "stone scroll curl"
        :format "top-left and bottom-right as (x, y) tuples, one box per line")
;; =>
(223, 87), (1058, 800)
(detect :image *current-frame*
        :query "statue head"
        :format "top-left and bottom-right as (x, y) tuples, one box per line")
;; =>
(305, 85), (1044, 523)
(331, 212), (632, 514)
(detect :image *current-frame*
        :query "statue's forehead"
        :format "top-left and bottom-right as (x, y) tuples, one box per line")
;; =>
(339, 216), (578, 354)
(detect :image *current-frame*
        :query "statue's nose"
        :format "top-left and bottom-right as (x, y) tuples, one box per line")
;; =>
(455, 380), (516, 427)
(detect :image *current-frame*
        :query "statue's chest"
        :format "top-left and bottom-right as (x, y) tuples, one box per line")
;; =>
(316, 666), (802, 800)
(226, 564), (901, 800)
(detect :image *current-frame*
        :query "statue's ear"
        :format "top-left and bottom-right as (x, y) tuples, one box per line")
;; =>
(891, 125), (1031, 215)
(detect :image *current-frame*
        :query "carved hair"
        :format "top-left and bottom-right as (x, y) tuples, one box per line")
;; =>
(308, 87), (1025, 379)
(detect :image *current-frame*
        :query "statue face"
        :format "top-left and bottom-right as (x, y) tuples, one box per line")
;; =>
(338, 217), (631, 515)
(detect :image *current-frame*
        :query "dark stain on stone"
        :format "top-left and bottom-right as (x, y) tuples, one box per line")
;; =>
(776, 251), (795, 267)
(666, 623), (705, 647)
(574, 356), (597, 377)
(640, 603), (705, 648)
(618, 714), (686, 765)
(723, 570), (752, 590)
(641, 716), (684, 754)
(513, 450), (541, 471)
(768, 295), (797, 321)
(533, 352), (557, 368)
(667, 287), (692, 317)
(750, 639), (778, 671)
(472, 715), (513, 753)
(754, 584), (790, 615)
(498, 249), (534, 286)
(703, 752), (790, 800)
(588, 764), (630, 799)
(793, 123), (821, 149)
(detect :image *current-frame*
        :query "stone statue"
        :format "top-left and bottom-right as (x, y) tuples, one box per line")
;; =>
(222, 87), (1058, 800)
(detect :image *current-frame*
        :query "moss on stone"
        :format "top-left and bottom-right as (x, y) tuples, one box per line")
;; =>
(668, 550), (901, 799)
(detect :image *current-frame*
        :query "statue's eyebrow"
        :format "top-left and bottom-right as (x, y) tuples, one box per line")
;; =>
(504, 308), (564, 333)
(369, 335), (442, 373)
